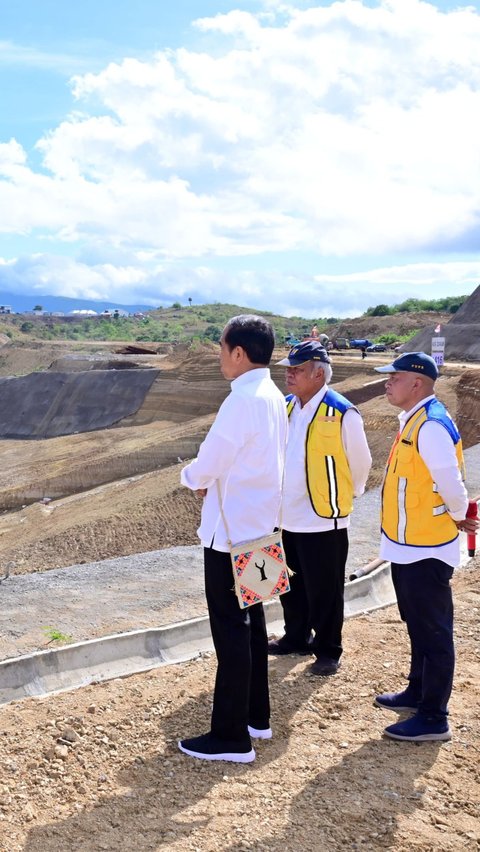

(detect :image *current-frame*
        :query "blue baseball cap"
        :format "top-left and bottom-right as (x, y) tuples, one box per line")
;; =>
(277, 340), (331, 367)
(374, 352), (438, 381)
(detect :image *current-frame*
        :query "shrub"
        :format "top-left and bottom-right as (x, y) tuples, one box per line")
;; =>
(204, 324), (222, 342)
(370, 304), (391, 316)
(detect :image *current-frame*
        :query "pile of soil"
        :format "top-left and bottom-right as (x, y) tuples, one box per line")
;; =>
(331, 311), (453, 344)
(405, 285), (480, 362)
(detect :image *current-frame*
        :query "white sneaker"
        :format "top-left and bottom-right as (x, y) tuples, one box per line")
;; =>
(248, 725), (272, 740)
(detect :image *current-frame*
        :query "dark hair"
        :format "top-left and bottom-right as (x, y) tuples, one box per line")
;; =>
(223, 314), (275, 365)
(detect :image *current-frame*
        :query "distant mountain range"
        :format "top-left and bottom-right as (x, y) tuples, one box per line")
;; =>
(0, 291), (152, 314)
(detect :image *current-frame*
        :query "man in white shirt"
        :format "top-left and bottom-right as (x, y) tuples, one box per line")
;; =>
(373, 352), (478, 742)
(268, 341), (372, 676)
(179, 315), (287, 763)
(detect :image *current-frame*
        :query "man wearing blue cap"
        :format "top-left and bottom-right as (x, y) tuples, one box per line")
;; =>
(268, 340), (372, 675)
(374, 352), (478, 741)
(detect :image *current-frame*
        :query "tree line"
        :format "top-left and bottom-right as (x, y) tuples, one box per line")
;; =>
(364, 296), (468, 317)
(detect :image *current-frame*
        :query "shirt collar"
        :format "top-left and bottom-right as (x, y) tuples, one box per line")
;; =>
(231, 367), (270, 389)
(399, 394), (436, 428)
(294, 383), (327, 412)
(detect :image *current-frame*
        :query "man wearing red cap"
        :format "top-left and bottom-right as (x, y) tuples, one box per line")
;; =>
(268, 340), (372, 676)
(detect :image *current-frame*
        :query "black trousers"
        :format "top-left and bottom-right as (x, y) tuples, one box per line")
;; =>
(204, 546), (270, 743)
(281, 528), (348, 661)
(391, 559), (455, 720)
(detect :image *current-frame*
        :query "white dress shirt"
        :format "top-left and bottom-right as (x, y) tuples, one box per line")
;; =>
(181, 368), (288, 552)
(380, 395), (468, 567)
(282, 384), (372, 533)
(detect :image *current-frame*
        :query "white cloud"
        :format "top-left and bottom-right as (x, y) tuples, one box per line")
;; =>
(0, 139), (26, 167)
(0, 254), (477, 317)
(0, 254), (151, 301)
(314, 260), (480, 287)
(1, 1), (480, 312)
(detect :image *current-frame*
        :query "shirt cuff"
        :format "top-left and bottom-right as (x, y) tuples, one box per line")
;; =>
(449, 509), (467, 522)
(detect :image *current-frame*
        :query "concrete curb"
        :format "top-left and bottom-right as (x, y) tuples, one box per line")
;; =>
(0, 563), (396, 705)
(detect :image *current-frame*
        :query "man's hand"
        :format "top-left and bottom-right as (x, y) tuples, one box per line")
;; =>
(195, 488), (207, 498)
(455, 516), (479, 533)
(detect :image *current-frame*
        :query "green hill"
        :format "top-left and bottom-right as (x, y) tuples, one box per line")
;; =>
(0, 298), (467, 348)
(0, 304), (318, 346)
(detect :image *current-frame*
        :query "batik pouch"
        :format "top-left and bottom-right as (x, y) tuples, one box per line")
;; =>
(229, 531), (291, 609)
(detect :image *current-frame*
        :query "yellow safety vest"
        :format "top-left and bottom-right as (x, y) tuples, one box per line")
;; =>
(287, 389), (355, 519)
(382, 400), (464, 547)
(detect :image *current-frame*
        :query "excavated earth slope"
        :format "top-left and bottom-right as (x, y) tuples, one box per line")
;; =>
(0, 370), (160, 439)
(403, 284), (480, 361)
(457, 370), (480, 450)
(0, 351), (471, 575)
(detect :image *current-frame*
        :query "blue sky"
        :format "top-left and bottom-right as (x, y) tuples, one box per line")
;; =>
(1, 0), (480, 317)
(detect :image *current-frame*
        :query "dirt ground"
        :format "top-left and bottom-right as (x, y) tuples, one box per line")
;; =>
(0, 339), (479, 851)
(0, 561), (478, 852)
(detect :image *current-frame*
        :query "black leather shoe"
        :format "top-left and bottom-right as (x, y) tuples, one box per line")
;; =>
(267, 639), (311, 656)
(309, 658), (339, 676)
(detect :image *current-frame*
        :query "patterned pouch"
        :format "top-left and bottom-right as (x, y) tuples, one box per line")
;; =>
(229, 532), (291, 609)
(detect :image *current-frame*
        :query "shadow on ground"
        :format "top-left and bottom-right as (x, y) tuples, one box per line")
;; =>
(23, 661), (442, 852)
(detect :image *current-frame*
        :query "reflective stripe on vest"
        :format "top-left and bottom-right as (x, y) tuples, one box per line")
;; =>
(381, 400), (464, 547)
(287, 390), (355, 519)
